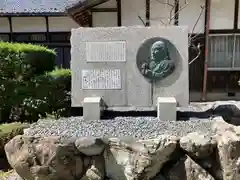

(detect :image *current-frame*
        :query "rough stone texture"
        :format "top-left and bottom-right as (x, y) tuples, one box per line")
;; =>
(211, 101), (240, 125)
(167, 155), (215, 180)
(71, 26), (189, 107)
(4, 135), (83, 180)
(6, 116), (240, 180)
(180, 132), (216, 158)
(75, 137), (105, 156)
(81, 156), (105, 180)
(104, 135), (178, 180)
(212, 117), (240, 180)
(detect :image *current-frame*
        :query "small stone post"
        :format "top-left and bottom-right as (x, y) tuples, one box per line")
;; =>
(83, 97), (105, 120)
(157, 97), (177, 121)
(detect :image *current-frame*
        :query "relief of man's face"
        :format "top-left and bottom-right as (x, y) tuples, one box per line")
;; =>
(151, 41), (168, 63)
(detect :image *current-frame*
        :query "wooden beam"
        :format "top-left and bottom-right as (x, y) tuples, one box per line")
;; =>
(89, 12), (93, 27)
(202, 0), (211, 101)
(45, 16), (50, 42)
(174, 0), (179, 25)
(91, 8), (117, 12)
(8, 17), (13, 41)
(117, 0), (122, 26)
(67, 0), (109, 15)
(146, 0), (150, 26)
(234, 0), (239, 30)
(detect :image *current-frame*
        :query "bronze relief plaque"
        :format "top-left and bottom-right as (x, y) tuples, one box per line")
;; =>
(136, 37), (176, 81)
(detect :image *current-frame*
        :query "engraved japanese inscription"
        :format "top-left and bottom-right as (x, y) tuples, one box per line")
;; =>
(86, 41), (126, 62)
(137, 37), (176, 81)
(82, 69), (121, 89)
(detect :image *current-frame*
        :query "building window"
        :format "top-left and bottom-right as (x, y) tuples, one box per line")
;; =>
(49, 32), (70, 42)
(12, 33), (46, 42)
(0, 34), (9, 41)
(208, 34), (240, 70)
(31, 34), (47, 41)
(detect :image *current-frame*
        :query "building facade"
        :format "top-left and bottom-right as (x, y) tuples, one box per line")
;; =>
(0, 0), (240, 101)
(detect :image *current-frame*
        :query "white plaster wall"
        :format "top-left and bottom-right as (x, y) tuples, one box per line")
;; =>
(238, 1), (240, 28)
(48, 17), (79, 32)
(179, 0), (205, 33)
(92, 12), (117, 27)
(150, 0), (175, 26)
(121, 0), (146, 26)
(210, 0), (234, 29)
(0, 18), (10, 32)
(12, 17), (46, 32)
(95, 0), (116, 8)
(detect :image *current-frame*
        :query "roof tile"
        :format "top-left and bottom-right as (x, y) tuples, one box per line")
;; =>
(0, 0), (83, 14)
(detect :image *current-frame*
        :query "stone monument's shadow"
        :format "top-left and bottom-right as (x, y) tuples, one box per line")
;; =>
(70, 105), (240, 125)
(101, 109), (212, 121)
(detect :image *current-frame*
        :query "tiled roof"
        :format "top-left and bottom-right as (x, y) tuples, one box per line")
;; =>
(0, 0), (83, 14)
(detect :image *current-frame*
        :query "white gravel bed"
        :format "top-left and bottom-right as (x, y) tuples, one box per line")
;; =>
(25, 116), (216, 140)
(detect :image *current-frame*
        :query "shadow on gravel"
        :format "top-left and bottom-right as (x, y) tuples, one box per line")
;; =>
(176, 110), (213, 121)
(101, 110), (157, 119)
(101, 110), (213, 121)
(69, 105), (240, 125)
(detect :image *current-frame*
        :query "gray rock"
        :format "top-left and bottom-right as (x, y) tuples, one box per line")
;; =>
(167, 155), (215, 180)
(104, 135), (178, 180)
(151, 174), (167, 180)
(83, 156), (91, 169)
(180, 132), (216, 158)
(212, 118), (240, 180)
(81, 156), (105, 180)
(75, 137), (105, 156)
(211, 101), (240, 125)
(4, 135), (83, 180)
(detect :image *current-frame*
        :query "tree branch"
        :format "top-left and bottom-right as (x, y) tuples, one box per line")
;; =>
(138, 15), (147, 26)
(137, 0), (205, 65)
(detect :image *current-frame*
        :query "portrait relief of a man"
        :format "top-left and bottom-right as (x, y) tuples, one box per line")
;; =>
(140, 40), (175, 80)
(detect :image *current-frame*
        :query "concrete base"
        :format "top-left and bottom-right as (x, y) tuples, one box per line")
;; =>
(157, 97), (177, 121)
(83, 97), (104, 120)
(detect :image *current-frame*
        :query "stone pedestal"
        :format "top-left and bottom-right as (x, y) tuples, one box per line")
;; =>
(83, 97), (103, 120)
(157, 97), (177, 121)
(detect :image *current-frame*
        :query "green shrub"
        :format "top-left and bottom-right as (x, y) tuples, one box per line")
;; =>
(0, 123), (29, 156)
(8, 68), (72, 122)
(0, 42), (56, 79)
(0, 42), (58, 123)
(41, 68), (72, 118)
(46, 68), (71, 91)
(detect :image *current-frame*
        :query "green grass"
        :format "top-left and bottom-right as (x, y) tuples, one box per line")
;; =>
(0, 170), (15, 180)
(0, 122), (29, 156)
(0, 123), (29, 136)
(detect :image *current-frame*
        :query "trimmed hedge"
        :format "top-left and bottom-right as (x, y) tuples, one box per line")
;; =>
(5, 68), (72, 123)
(0, 42), (56, 79)
(0, 42), (71, 123)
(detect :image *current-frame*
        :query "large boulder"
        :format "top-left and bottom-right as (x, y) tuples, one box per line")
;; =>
(212, 117), (240, 180)
(211, 101), (240, 125)
(104, 135), (178, 180)
(75, 137), (105, 156)
(4, 135), (83, 180)
(81, 156), (105, 180)
(180, 132), (216, 159)
(167, 155), (215, 180)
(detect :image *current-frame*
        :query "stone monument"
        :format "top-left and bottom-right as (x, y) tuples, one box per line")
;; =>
(71, 26), (189, 120)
